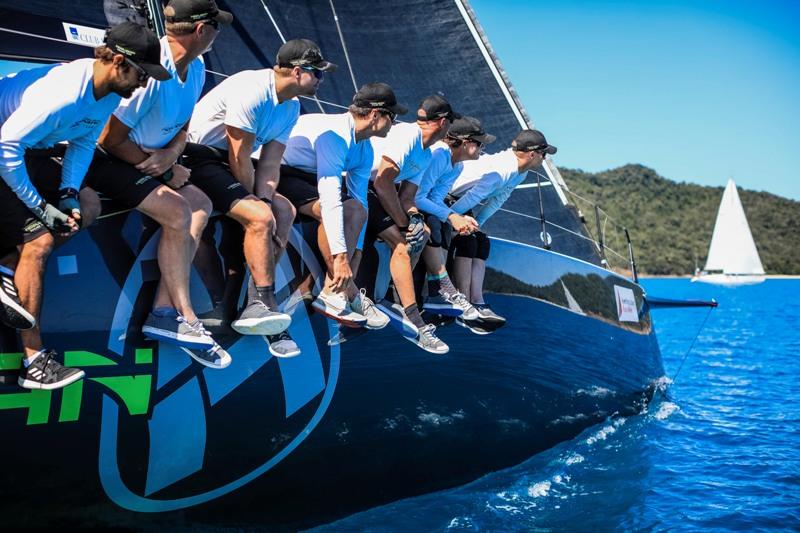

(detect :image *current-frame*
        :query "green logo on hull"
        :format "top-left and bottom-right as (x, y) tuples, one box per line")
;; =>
(0, 349), (153, 425)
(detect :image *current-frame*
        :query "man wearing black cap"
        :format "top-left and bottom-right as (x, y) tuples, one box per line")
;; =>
(449, 129), (556, 330)
(365, 94), (458, 355)
(0, 21), (167, 389)
(278, 83), (406, 331)
(415, 116), (495, 322)
(81, 0), (232, 368)
(185, 38), (335, 358)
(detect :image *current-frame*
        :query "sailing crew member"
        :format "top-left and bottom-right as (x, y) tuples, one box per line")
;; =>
(415, 116), (494, 321)
(82, 0), (233, 369)
(277, 83), (406, 330)
(449, 129), (556, 331)
(365, 95), (458, 354)
(0, 22), (167, 389)
(186, 39), (336, 357)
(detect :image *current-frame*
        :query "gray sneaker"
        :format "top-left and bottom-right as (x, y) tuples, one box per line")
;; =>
(18, 350), (85, 390)
(142, 311), (215, 350)
(351, 288), (389, 330)
(413, 324), (449, 355)
(424, 291), (480, 320)
(181, 342), (232, 370)
(474, 303), (506, 325)
(232, 300), (292, 336)
(265, 330), (301, 358)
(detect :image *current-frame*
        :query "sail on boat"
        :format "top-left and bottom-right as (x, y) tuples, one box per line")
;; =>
(693, 179), (766, 285)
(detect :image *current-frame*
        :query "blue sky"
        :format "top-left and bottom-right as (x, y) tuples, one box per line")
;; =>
(470, 0), (800, 200)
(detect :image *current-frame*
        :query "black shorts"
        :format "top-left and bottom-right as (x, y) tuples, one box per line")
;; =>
(451, 230), (490, 260)
(83, 148), (162, 210)
(0, 153), (63, 249)
(276, 165), (319, 209)
(423, 212), (452, 250)
(183, 157), (249, 214)
(365, 182), (398, 240)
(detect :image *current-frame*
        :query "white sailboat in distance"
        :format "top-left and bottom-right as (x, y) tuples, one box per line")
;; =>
(692, 179), (766, 285)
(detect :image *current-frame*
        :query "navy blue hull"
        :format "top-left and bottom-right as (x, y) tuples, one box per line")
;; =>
(0, 215), (662, 529)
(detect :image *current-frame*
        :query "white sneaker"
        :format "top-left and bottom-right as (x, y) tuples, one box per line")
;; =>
(423, 291), (479, 320)
(351, 288), (389, 330)
(312, 291), (367, 328)
(413, 324), (449, 355)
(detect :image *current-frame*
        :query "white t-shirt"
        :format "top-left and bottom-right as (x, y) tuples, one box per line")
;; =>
(188, 69), (300, 151)
(369, 122), (431, 186)
(450, 149), (523, 225)
(0, 59), (121, 209)
(114, 37), (205, 150)
(282, 112), (373, 255)
(415, 141), (464, 222)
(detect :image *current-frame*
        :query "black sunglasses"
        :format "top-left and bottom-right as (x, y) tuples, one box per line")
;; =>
(467, 138), (484, 149)
(300, 66), (324, 80)
(124, 58), (149, 83)
(378, 108), (397, 123)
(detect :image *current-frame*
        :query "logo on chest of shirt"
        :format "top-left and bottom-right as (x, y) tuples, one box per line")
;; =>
(72, 118), (102, 129)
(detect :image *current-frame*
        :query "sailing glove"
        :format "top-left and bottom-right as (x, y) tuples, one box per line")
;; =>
(405, 212), (426, 253)
(58, 188), (81, 220)
(30, 201), (73, 233)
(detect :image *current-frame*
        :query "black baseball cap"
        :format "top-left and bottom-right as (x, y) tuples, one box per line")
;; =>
(417, 94), (460, 121)
(276, 39), (337, 72)
(164, 0), (233, 25)
(105, 22), (171, 81)
(447, 116), (496, 144)
(352, 83), (408, 115)
(512, 129), (557, 154)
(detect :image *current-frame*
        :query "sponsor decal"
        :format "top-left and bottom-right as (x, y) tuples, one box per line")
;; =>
(62, 22), (106, 48)
(614, 285), (639, 323)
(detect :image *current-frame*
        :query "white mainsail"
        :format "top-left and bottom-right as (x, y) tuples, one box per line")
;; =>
(703, 179), (765, 275)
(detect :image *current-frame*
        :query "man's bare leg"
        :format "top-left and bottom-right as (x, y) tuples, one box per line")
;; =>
(136, 185), (198, 321)
(16, 232), (54, 359)
(271, 193), (296, 264)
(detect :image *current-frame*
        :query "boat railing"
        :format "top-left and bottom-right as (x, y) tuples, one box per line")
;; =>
(499, 169), (640, 281)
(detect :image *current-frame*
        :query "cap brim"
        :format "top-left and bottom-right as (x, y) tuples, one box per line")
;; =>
(142, 63), (171, 82)
(312, 60), (338, 73)
(545, 145), (557, 155)
(389, 103), (409, 116)
(450, 111), (462, 120)
(473, 132), (496, 144)
(213, 10), (234, 25)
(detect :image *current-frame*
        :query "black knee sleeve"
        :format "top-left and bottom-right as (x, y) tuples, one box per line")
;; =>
(475, 231), (490, 261)
(452, 233), (478, 258)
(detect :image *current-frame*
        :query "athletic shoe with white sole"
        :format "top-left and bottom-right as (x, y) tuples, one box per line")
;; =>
(423, 291), (480, 320)
(181, 343), (232, 369)
(142, 310), (216, 349)
(18, 350), (85, 390)
(312, 291), (367, 328)
(455, 316), (493, 335)
(413, 324), (449, 355)
(265, 330), (301, 358)
(474, 303), (506, 325)
(231, 300), (292, 336)
(350, 288), (389, 329)
(0, 266), (35, 330)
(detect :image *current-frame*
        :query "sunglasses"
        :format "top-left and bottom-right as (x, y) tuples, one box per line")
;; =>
(201, 18), (220, 30)
(467, 138), (484, 149)
(378, 108), (397, 123)
(300, 66), (324, 80)
(124, 58), (149, 83)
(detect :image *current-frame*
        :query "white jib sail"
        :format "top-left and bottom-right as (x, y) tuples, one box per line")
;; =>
(703, 179), (765, 275)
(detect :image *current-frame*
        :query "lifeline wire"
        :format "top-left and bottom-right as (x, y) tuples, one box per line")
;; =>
(669, 305), (715, 387)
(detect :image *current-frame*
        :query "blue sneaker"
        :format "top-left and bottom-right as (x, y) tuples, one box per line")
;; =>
(142, 309), (216, 350)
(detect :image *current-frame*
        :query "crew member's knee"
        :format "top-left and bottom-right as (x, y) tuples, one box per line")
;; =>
(23, 232), (55, 262)
(344, 199), (367, 226)
(243, 200), (274, 235)
(271, 194), (296, 228)
(162, 196), (193, 233)
(475, 231), (490, 261)
(79, 188), (101, 227)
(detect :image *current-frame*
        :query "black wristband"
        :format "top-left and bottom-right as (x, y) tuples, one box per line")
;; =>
(260, 197), (273, 205)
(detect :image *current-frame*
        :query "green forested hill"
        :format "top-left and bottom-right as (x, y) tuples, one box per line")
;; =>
(559, 164), (800, 275)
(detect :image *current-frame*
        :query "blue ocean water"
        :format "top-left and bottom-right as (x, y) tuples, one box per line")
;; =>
(315, 279), (800, 532)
